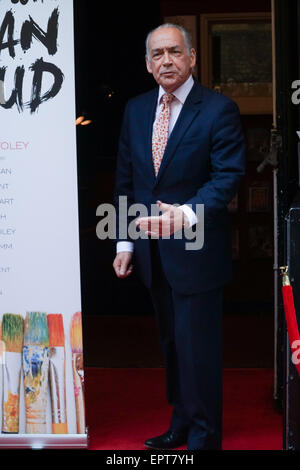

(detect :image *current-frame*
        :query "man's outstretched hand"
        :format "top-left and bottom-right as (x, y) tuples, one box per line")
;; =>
(135, 200), (188, 237)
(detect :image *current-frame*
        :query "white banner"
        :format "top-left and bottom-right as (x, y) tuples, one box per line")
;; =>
(0, 0), (86, 447)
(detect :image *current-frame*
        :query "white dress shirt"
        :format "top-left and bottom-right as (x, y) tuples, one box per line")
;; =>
(117, 74), (198, 254)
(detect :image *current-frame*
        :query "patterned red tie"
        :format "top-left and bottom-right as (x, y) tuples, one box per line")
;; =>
(152, 93), (174, 177)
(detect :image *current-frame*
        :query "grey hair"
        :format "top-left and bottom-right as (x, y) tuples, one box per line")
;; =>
(145, 23), (193, 60)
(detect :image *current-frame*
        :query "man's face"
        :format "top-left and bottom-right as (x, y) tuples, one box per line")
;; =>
(146, 27), (196, 93)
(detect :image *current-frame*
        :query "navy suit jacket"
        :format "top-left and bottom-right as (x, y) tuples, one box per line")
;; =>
(114, 78), (246, 295)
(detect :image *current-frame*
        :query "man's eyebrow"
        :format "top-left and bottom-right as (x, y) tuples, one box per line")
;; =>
(151, 45), (182, 54)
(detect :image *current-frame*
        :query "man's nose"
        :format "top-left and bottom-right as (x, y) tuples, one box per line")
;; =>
(162, 51), (172, 65)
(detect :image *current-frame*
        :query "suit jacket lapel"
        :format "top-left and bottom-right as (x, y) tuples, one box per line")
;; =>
(144, 88), (158, 185)
(154, 80), (203, 187)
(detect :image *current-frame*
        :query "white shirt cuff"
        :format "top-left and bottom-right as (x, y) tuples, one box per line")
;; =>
(116, 241), (134, 253)
(178, 204), (198, 227)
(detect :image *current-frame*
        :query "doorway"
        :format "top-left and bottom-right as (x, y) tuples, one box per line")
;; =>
(74, 0), (300, 450)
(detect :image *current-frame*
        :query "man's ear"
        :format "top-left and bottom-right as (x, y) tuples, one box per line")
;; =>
(190, 48), (196, 68)
(146, 56), (153, 74)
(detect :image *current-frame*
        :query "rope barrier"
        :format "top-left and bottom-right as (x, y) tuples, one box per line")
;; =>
(280, 266), (300, 377)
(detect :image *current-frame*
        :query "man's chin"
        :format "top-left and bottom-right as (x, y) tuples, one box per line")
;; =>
(159, 77), (179, 91)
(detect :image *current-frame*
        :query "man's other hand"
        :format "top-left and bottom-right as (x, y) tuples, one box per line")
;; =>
(113, 251), (134, 278)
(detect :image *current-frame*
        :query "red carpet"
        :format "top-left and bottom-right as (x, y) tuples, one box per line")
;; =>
(85, 367), (282, 450)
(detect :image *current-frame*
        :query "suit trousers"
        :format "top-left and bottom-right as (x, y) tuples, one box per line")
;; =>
(148, 239), (223, 450)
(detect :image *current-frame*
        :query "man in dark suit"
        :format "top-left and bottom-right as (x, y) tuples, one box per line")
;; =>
(113, 24), (245, 450)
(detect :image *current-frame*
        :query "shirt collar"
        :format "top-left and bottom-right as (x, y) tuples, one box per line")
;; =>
(158, 74), (194, 105)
